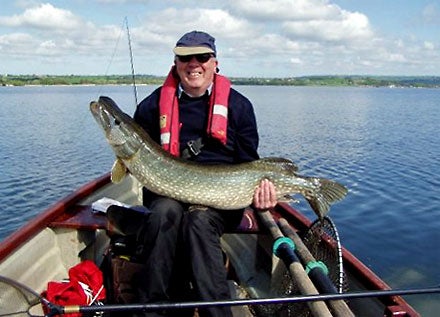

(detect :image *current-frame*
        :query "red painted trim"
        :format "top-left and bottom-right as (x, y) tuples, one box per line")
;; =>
(0, 173), (111, 261)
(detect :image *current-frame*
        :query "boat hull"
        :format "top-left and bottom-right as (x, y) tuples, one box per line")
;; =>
(0, 174), (419, 316)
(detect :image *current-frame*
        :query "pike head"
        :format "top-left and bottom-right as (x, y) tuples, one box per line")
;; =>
(90, 96), (143, 160)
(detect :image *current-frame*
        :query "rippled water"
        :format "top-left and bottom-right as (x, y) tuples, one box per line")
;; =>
(1, 85), (439, 315)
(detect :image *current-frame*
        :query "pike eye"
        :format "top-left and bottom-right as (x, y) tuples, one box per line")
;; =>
(114, 118), (121, 126)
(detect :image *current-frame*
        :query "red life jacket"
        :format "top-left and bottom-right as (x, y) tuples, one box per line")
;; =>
(159, 66), (231, 157)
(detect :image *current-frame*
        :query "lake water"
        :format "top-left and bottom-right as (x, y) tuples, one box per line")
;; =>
(1, 85), (439, 315)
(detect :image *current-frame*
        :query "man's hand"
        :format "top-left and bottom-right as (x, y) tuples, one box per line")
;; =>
(253, 179), (277, 210)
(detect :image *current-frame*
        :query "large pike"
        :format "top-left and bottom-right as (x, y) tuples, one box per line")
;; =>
(90, 96), (347, 218)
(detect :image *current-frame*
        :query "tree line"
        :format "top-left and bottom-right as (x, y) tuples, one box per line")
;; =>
(2, 74), (439, 88)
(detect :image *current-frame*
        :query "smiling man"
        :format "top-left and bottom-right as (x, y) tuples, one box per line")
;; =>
(132, 31), (277, 317)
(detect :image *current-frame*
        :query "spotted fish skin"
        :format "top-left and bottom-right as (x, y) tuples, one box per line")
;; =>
(90, 96), (347, 218)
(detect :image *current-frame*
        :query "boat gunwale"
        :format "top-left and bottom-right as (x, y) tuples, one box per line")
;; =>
(0, 173), (111, 260)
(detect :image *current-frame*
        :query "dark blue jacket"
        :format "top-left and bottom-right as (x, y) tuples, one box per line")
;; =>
(134, 86), (260, 164)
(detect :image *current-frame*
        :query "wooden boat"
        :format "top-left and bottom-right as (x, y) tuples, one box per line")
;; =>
(0, 173), (421, 316)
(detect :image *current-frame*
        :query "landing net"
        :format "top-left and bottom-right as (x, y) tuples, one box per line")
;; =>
(0, 276), (45, 317)
(253, 216), (347, 317)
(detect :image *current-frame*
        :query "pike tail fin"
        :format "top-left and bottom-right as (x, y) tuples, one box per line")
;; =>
(306, 178), (348, 219)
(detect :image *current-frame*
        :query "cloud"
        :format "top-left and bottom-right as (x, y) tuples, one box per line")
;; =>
(232, 0), (342, 21)
(0, 3), (86, 30)
(127, 6), (261, 60)
(0, 0), (438, 75)
(424, 41), (435, 50)
(290, 57), (303, 65)
(96, 0), (148, 3)
(0, 3), (123, 60)
(283, 11), (373, 43)
(208, 0), (377, 74)
(230, 0), (373, 43)
(144, 7), (256, 39)
(0, 32), (37, 57)
(421, 3), (440, 25)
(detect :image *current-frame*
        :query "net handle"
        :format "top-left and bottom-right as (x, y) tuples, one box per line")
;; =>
(0, 275), (58, 317)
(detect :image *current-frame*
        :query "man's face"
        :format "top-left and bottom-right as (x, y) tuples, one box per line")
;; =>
(174, 53), (218, 96)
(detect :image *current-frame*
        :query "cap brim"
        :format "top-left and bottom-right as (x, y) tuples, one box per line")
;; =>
(173, 46), (215, 56)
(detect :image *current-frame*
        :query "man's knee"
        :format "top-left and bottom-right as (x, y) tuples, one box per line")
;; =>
(149, 197), (184, 221)
(137, 197), (184, 242)
(183, 208), (224, 236)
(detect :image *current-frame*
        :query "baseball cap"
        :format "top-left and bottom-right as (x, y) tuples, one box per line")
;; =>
(173, 31), (216, 56)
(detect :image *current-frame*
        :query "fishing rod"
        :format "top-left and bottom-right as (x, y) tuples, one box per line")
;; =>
(76, 286), (440, 313)
(124, 16), (138, 106)
(0, 275), (439, 317)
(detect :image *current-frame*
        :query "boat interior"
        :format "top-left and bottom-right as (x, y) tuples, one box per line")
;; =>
(0, 175), (417, 316)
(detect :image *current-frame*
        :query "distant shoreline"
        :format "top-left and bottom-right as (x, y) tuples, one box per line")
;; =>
(2, 74), (440, 88)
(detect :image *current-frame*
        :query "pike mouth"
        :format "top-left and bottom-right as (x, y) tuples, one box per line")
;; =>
(90, 101), (118, 133)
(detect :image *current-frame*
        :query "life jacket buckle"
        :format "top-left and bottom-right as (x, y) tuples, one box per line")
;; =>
(187, 140), (202, 156)
(181, 138), (204, 159)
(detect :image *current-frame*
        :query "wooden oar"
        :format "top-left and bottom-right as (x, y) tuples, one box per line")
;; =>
(278, 218), (355, 317)
(257, 210), (333, 317)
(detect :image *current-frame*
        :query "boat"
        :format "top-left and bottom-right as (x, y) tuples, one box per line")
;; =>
(0, 173), (422, 316)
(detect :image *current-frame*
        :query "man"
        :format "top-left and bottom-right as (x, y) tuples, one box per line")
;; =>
(133, 30), (276, 317)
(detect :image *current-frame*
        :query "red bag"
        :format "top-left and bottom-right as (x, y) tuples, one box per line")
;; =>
(69, 260), (106, 303)
(43, 260), (106, 317)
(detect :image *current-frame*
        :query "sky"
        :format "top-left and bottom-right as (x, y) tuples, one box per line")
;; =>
(0, 0), (439, 77)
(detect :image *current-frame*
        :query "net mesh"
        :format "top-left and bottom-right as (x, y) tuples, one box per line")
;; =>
(302, 216), (348, 294)
(0, 276), (44, 317)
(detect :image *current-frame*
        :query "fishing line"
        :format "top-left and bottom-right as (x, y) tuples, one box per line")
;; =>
(104, 19), (125, 80)
(95, 18), (125, 100)
(97, 17), (138, 107)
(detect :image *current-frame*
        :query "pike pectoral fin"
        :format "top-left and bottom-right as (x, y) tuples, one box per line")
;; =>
(111, 159), (128, 183)
(306, 179), (348, 219)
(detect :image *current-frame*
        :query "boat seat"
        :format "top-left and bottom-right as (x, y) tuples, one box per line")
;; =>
(48, 205), (261, 234)
(48, 205), (111, 231)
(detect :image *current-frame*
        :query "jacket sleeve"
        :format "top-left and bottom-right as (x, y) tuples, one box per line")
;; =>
(228, 89), (260, 163)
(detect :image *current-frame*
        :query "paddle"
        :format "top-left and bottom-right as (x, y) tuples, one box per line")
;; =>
(0, 275), (439, 316)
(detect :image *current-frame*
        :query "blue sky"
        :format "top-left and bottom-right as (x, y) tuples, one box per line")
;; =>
(1, 0), (439, 77)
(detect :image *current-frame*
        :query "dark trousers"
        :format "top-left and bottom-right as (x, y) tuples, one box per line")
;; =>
(137, 196), (243, 317)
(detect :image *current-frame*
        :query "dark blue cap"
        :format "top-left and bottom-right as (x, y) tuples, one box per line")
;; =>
(173, 31), (216, 56)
